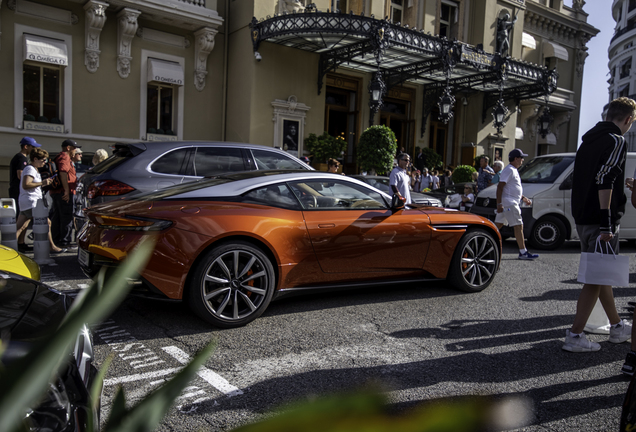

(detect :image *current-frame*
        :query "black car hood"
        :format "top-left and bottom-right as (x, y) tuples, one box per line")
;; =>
(0, 273), (68, 348)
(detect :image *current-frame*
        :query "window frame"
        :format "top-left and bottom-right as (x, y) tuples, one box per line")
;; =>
(390, 0), (403, 24)
(439, 0), (459, 40)
(140, 50), (184, 141)
(14, 24), (72, 133)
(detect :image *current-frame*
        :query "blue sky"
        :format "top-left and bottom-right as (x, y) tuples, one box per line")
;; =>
(576, 1), (614, 144)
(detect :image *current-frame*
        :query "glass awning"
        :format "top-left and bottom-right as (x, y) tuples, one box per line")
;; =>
(249, 11), (558, 107)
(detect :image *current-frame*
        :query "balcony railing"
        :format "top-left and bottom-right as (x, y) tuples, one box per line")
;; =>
(178, 0), (205, 6)
(612, 21), (636, 43)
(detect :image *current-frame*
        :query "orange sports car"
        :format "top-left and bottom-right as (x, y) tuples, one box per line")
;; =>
(77, 170), (501, 328)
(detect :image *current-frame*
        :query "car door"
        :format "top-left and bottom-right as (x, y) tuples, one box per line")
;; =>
(149, 147), (193, 189)
(288, 179), (431, 273)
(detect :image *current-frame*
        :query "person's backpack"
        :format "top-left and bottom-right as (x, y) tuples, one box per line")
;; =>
(41, 160), (61, 192)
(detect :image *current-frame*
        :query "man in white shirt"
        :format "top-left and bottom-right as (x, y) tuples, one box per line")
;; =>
(420, 168), (433, 191)
(389, 153), (412, 204)
(495, 148), (538, 260)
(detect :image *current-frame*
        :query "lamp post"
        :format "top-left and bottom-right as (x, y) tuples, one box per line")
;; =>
(368, 70), (386, 126)
(538, 106), (553, 139)
(437, 87), (455, 124)
(492, 98), (509, 134)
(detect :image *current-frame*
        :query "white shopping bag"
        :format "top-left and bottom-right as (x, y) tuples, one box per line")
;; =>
(577, 236), (630, 287)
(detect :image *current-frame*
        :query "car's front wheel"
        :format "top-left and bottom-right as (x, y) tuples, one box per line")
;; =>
(447, 229), (500, 293)
(188, 241), (275, 328)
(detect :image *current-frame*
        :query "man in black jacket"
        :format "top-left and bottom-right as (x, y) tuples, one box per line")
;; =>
(563, 97), (636, 353)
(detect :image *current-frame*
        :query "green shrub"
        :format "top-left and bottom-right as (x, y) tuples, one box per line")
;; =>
(305, 132), (346, 164)
(421, 147), (442, 171)
(356, 125), (397, 175)
(452, 165), (477, 183)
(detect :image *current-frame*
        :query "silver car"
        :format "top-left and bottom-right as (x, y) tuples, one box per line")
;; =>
(75, 141), (312, 226)
(350, 175), (443, 207)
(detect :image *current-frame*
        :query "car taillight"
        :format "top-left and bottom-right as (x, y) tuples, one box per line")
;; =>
(87, 180), (135, 199)
(89, 214), (172, 231)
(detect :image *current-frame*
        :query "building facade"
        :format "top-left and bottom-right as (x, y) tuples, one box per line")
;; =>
(610, 0), (636, 150)
(0, 0), (597, 192)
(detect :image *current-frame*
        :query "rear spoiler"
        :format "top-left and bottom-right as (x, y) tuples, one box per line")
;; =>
(110, 142), (147, 156)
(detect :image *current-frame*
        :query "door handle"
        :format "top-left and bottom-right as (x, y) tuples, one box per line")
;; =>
(318, 224), (335, 228)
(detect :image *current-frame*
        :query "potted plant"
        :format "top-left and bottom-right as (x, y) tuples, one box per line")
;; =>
(305, 132), (346, 171)
(451, 165), (477, 183)
(356, 125), (397, 175)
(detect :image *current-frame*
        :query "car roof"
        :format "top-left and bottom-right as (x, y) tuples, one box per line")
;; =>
(151, 170), (389, 200)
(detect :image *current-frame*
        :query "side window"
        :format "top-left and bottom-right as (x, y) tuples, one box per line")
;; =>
(288, 180), (388, 210)
(193, 147), (245, 177)
(251, 149), (306, 170)
(151, 148), (191, 175)
(242, 183), (301, 210)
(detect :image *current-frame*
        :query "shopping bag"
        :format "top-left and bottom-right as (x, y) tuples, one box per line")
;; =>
(577, 237), (630, 287)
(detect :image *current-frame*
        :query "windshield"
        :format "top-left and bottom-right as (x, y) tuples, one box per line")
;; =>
(519, 156), (574, 183)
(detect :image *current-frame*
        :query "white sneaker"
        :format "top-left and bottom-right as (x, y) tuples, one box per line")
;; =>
(562, 330), (601, 352)
(609, 321), (632, 344)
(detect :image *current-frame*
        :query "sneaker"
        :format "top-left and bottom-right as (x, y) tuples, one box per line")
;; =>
(609, 321), (632, 344)
(519, 251), (539, 260)
(50, 248), (68, 255)
(623, 352), (636, 376)
(562, 330), (601, 352)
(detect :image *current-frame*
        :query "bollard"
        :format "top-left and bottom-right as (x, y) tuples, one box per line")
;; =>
(33, 199), (54, 266)
(584, 298), (610, 335)
(0, 198), (17, 251)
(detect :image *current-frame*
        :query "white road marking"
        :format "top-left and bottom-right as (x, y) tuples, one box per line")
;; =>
(163, 346), (244, 397)
(103, 368), (181, 386)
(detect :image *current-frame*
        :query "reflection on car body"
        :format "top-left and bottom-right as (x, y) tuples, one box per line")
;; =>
(78, 170), (501, 328)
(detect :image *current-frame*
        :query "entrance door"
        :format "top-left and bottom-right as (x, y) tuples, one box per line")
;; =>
(429, 120), (448, 167)
(325, 75), (360, 174)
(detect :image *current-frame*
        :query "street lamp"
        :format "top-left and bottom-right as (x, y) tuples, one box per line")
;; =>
(492, 98), (509, 134)
(438, 87), (455, 124)
(368, 70), (386, 126)
(538, 106), (553, 139)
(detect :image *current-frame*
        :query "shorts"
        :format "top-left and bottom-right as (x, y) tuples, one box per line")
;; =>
(494, 203), (523, 227)
(20, 208), (33, 218)
(577, 224), (620, 253)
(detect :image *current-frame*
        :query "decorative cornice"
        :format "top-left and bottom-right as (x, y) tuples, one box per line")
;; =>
(117, 8), (140, 79)
(193, 27), (217, 91)
(84, 1), (108, 73)
(524, 9), (579, 47)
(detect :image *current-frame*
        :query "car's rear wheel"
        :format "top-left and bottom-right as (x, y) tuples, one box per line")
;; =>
(189, 241), (275, 328)
(528, 215), (567, 250)
(448, 229), (500, 293)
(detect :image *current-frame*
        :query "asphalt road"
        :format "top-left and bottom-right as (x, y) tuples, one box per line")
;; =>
(43, 240), (636, 431)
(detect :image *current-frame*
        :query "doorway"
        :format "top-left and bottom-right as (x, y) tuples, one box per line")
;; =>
(429, 119), (448, 169)
(381, 98), (414, 156)
(325, 74), (360, 174)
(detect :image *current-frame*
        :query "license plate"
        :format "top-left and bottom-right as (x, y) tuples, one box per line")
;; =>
(78, 248), (90, 268)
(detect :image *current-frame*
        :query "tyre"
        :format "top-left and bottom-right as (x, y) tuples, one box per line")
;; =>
(188, 241), (275, 328)
(447, 229), (500, 293)
(528, 215), (566, 250)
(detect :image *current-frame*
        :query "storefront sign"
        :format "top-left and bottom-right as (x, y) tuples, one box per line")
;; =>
(23, 121), (64, 133)
(147, 133), (178, 142)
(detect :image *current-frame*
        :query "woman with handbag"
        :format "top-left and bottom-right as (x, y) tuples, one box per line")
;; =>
(15, 148), (67, 254)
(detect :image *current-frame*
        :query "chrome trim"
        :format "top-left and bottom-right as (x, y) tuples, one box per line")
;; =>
(431, 224), (468, 230)
(276, 277), (440, 297)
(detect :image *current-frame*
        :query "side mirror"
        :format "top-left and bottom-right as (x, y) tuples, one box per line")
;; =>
(391, 194), (406, 211)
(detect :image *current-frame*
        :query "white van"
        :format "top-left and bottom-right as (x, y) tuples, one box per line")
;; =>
(470, 152), (636, 250)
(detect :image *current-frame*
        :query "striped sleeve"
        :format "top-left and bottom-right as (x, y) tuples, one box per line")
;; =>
(595, 133), (626, 187)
